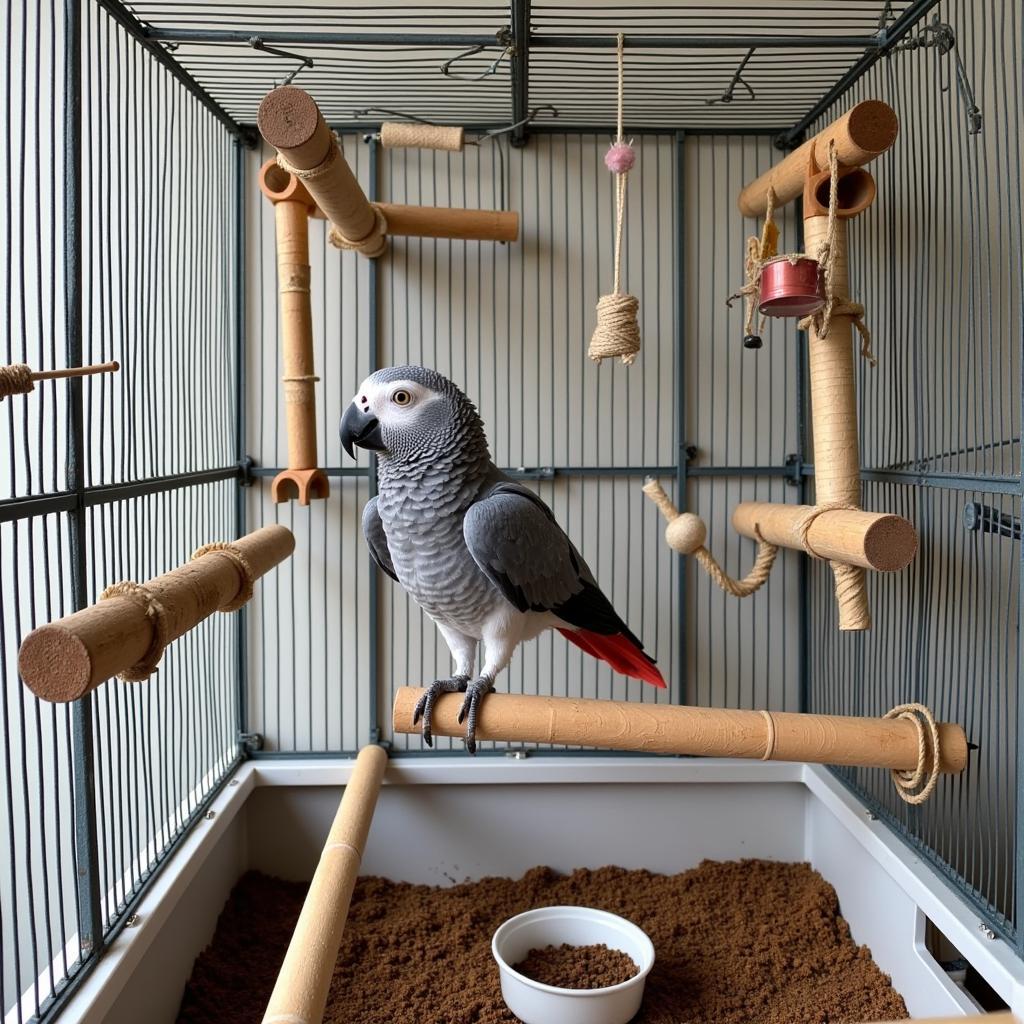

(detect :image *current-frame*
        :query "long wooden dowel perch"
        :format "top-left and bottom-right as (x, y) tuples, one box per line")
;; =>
(375, 202), (519, 242)
(0, 360), (119, 400)
(732, 502), (917, 572)
(19, 525), (295, 703)
(738, 99), (898, 216)
(263, 745), (388, 1024)
(393, 688), (968, 775)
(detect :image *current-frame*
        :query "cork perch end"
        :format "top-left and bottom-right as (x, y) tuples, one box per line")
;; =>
(258, 85), (323, 155)
(272, 468), (330, 506)
(19, 625), (94, 703)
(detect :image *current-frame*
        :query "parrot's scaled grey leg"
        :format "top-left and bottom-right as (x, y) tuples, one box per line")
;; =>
(457, 674), (495, 755)
(413, 676), (470, 747)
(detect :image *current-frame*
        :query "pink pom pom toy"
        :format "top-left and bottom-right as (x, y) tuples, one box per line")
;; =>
(604, 141), (635, 174)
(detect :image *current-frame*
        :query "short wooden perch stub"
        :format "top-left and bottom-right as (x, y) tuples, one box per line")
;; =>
(257, 85), (519, 256)
(0, 360), (119, 400)
(394, 688), (966, 803)
(262, 745), (388, 1024)
(19, 525), (295, 703)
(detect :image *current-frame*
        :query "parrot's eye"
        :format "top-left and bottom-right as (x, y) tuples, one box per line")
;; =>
(391, 389), (413, 407)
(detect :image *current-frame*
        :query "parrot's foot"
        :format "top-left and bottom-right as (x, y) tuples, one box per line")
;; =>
(412, 676), (470, 747)
(457, 675), (495, 756)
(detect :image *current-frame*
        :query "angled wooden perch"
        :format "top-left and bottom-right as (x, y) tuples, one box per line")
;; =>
(262, 745), (388, 1024)
(19, 525), (295, 702)
(257, 85), (519, 257)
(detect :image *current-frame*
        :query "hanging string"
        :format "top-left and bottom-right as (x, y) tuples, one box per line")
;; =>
(798, 140), (877, 367)
(589, 32), (641, 366)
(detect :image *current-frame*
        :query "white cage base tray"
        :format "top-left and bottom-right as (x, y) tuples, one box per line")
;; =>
(44, 758), (1024, 1023)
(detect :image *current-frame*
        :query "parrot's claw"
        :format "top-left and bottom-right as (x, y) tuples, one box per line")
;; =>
(413, 676), (470, 747)
(457, 676), (495, 755)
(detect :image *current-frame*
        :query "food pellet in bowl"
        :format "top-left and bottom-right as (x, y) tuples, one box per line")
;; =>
(513, 942), (638, 989)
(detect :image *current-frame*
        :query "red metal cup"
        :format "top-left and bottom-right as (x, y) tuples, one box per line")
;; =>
(758, 256), (825, 318)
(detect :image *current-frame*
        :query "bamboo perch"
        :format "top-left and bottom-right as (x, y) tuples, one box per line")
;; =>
(262, 745), (388, 1024)
(738, 99), (898, 217)
(18, 525), (295, 703)
(393, 688), (968, 775)
(0, 360), (119, 400)
(732, 502), (917, 572)
(259, 161), (330, 506)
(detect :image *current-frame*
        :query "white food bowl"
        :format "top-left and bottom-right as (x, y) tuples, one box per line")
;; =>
(491, 905), (656, 1024)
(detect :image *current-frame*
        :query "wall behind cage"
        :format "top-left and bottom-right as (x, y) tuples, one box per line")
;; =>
(803, 0), (1023, 946)
(245, 130), (802, 753)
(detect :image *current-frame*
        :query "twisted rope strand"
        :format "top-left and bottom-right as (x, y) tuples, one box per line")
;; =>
(693, 538), (778, 598)
(0, 364), (34, 399)
(100, 581), (170, 681)
(884, 703), (942, 804)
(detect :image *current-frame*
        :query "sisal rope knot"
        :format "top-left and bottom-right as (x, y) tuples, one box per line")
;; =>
(328, 205), (389, 256)
(192, 541), (257, 613)
(642, 478), (778, 598)
(589, 32), (641, 366)
(0, 363), (34, 400)
(883, 703), (942, 804)
(100, 581), (170, 681)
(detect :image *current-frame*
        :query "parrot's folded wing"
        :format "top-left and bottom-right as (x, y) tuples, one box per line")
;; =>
(463, 483), (629, 638)
(362, 496), (399, 581)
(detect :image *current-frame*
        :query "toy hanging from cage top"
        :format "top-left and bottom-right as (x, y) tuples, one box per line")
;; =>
(0, 360), (119, 400)
(588, 32), (641, 366)
(650, 100), (916, 632)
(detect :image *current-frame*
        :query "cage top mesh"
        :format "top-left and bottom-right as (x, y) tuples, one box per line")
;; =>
(121, 0), (922, 130)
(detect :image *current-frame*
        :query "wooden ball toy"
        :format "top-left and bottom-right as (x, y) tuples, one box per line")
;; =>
(665, 513), (707, 555)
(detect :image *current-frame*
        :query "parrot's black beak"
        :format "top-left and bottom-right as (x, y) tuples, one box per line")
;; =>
(340, 403), (385, 458)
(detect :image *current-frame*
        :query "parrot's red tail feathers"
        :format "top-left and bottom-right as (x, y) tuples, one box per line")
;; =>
(557, 628), (667, 689)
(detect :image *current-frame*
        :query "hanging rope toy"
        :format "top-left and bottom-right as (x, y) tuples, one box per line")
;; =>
(642, 479), (779, 597)
(589, 33), (640, 366)
(0, 360), (119, 400)
(797, 140), (877, 367)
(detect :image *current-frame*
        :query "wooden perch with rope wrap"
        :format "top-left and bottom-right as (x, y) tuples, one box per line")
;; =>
(262, 745), (388, 1024)
(257, 86), (518, 255)
(653, 100), (910, 630)
(393, 688), (967, 805)
(18, 525), (295, 703)
(0, 360), (119, 400)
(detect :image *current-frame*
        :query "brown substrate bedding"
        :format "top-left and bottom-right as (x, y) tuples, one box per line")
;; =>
(512, 942), (638, 989)
(178, 859), (908, 1024)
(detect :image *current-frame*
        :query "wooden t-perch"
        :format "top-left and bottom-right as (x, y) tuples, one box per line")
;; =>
(737, 100), (905, 630)
(262, 745), (387, 1024)
(257, 85), (520, 256)
(18, 524), (295, 702)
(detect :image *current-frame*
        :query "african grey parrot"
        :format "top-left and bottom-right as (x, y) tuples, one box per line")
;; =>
(340, 365), (665, 753)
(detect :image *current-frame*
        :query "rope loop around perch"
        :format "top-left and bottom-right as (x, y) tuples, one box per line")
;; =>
(884, 703), (942, 804)
(100, 581), (170, 682)
(0, 364), (34, 399)
(192, 541), (258, 613)
(328, 205), (389, 255)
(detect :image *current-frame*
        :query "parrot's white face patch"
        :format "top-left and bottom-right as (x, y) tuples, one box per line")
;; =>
(353, 377), (439, 426)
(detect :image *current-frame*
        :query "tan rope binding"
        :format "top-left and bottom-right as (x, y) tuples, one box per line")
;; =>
(0, 364), (34, 400)
(797, 140), (877, 367)
(100, 581), (170, 681)
(589, 32), (640, 366)
(883, 703), (942, 804)
(192, 541), (257, 613)
(328, 205), (389, 255)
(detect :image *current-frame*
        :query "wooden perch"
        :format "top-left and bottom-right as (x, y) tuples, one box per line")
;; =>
(19, 525), (295, 703)
(257, 86), (519, 255)
(380, 121), (464, 152)
(393, 688), (968, 775)
(0, 360), (119, 400)
(732, 502), (917, 572)
(262, 745), (388, 1024)
(259, 161), (330, 506)
(738, 100), (898, 217)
